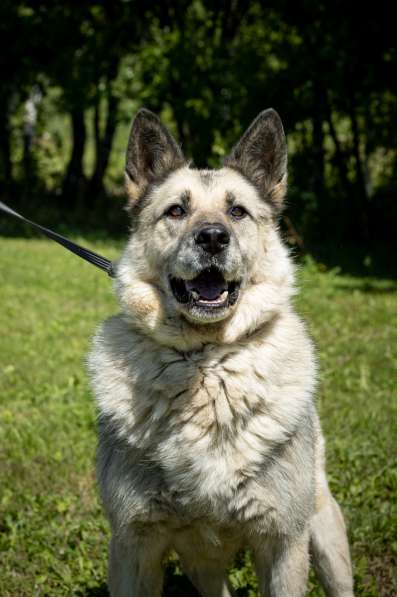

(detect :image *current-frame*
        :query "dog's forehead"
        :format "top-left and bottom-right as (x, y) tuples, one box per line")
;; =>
(155, 166), (260, 210)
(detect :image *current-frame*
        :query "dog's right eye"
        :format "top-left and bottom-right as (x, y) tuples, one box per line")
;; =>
(165, 205), (186, 218)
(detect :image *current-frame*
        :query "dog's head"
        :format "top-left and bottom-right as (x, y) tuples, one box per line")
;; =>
(116, 109), (294, 349)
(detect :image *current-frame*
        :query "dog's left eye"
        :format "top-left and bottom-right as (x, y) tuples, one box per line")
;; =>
(229, 205), (247, 219)
(165, 205), (186, 218)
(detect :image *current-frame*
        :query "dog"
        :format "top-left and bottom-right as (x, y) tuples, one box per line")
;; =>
(88, 108), (354, 596)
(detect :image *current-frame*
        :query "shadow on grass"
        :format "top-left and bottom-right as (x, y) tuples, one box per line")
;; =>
(79, 586), (109, 597)
(0, 192), (130, 240)
(307, 241), (396, 281)
(78, 566), (200, 597)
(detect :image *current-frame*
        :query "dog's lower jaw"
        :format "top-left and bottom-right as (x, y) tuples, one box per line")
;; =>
(176, 301), (237, 325)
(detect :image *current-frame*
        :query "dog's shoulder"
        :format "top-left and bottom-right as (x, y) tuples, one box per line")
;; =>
(87, 314), (194, 438)
(89, 314), (139, 376)
(88, 314), (150, 422)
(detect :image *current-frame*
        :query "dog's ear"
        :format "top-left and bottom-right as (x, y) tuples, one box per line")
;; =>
(224, 109), (287, 212)
(125, 109), (186, 205)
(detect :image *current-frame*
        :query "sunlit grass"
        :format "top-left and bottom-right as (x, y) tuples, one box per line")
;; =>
(0, 238), (396, 596)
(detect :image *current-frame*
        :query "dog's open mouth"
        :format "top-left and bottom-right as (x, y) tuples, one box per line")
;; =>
(169, 267), (240, 311)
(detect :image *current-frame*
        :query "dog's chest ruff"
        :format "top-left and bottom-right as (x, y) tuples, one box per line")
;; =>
(90, 314), (315, 529)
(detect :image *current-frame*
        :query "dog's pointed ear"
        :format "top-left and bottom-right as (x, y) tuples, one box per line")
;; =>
(224, 109), (287, 212)
(125, 109), (186, 205)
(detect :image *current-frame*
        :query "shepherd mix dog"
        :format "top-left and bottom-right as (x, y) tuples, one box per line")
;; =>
(88, 108), (354, 596)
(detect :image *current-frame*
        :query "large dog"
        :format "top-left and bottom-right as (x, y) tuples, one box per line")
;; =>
(88, 108), (353, 596)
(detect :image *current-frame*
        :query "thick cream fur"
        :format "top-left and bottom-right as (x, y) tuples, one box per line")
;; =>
(88, 166), (353, 597)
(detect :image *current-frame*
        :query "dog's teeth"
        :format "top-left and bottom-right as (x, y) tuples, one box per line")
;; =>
(191, 290), (200, 299)
(197, 290), (229, 304)
(213, 291), (228, 303)
(213, 290), (228, 303)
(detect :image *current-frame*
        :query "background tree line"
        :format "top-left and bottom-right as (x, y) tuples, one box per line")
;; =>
(1, 0), (396, 248)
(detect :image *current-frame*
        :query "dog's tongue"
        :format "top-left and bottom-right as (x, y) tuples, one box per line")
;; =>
(186, 269), (227, 300)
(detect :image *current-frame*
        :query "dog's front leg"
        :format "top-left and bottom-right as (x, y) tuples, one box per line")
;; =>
(108, 531), (168, 597)
(254, 531), (310, 597)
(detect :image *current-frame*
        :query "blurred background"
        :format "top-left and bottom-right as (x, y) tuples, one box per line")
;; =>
(1, 0), (396, 264)
(0, 2), (396, 596)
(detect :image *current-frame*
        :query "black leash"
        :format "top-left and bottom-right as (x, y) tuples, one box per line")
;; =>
(0, 200), (115, 278)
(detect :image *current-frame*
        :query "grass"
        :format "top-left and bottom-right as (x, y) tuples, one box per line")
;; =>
(0, 237), (396, 596)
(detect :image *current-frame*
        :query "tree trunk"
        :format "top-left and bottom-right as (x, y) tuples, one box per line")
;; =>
(311, 110), (325, 200)
(348, 91), (370, 241)
(89, 83), (119, 201)
(324, 97), (352, 199)
(22, 87), (42, 190)
(0, 102), (12, 192)
(63, 106), (87, 205)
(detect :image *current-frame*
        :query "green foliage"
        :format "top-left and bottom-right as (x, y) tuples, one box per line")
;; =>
(0, 238), (396, 595)
(0, 1), (396, 244)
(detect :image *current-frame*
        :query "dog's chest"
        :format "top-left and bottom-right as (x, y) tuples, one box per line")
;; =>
(126, 344), (294, 518)
(93, 318), (315, 532)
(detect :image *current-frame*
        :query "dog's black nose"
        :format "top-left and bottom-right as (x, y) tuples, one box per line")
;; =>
(196, 225), (230, 255)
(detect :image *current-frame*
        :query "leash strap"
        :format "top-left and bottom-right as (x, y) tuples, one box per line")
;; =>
(0, 200), (115, 277)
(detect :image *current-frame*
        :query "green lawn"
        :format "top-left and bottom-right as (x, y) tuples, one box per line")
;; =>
(0, 238), (396, 596)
